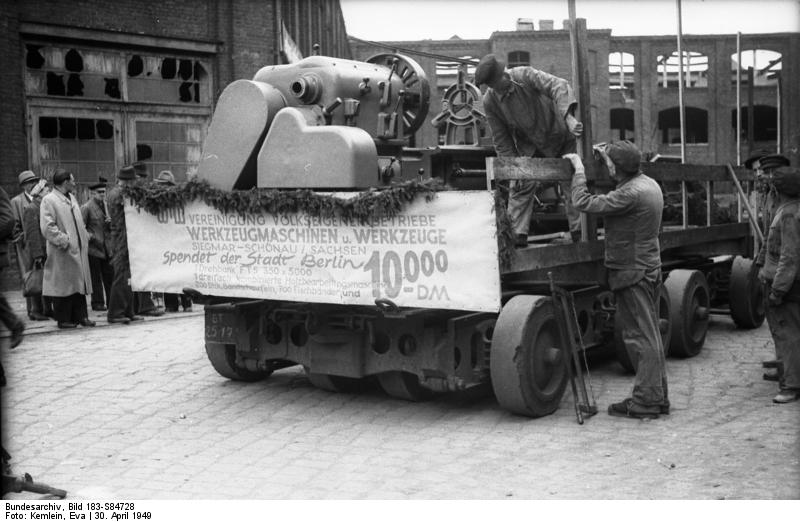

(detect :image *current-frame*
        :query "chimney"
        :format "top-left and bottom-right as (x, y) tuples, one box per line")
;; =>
(539, 19), (554, 31)
(516, 18), (534, 31)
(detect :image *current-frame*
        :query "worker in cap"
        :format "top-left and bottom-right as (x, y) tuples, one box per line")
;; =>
(105, 166), (144, 324)
(757, 166), (800, 404)
(154, 170), (176, 186)
(745, 152), (793, 381)
(81, 177), (113, 312)
(564, 141), (668, 419)
(744, 149), (790, 171)
(474, 53), (584, 247)
(10, 170), (45, 319)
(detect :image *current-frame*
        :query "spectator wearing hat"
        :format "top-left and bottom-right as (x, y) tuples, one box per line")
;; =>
(474, 53), (584, 247)
(11, 170), (48, 319)
(81, 177), (113, 312)
(21, 178), (54, 320)
(153, 171), (193, 313)
(39, 169), (94, 329)
(756, 166), (800, 404)
(132, 161), (149, 181)
(565, 141), (668, 419)
(106, 166), (143, 324)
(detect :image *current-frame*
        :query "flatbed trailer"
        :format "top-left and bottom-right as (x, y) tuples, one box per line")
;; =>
(197, 155), (763, 418)
(124, 52), (765, 418)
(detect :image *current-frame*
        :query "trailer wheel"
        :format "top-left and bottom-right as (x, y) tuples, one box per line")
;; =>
(729, 256), (766, 329)
(664, 269), (710, 358)
(304, 368), (365, 393)
(614, 283), (672, 374)
(205, 342), (272, 381)
(490, 295), (567, 417)
(377, 371), (433, 401)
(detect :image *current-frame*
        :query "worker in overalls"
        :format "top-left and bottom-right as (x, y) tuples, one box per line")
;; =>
(746, 151), (791, 381)
(757, 166), (800, 404)
(474, 54), (584, 247)
(565, 141), (669, 419)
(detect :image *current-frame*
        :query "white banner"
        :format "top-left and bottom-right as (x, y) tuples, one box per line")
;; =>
(125, 191), (501, 312)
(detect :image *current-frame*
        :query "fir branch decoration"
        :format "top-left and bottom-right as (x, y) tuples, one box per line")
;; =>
(121, 178), (443, 222)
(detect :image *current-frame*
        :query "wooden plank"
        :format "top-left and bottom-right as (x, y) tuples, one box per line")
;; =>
(640, 162), (754, 182)
(486, 157), (756, 183)
(502, 223), (751, 275)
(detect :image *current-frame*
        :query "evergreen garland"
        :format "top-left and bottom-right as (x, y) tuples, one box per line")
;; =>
(111, 177), (515, 273)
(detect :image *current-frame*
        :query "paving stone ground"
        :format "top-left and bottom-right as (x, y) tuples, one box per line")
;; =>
(1, 292), (798, 500)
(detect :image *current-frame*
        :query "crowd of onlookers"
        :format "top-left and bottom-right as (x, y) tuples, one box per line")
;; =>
(0, 162), (192, 336)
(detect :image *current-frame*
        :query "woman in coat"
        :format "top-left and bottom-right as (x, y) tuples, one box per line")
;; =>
(39, 168), (94, 329)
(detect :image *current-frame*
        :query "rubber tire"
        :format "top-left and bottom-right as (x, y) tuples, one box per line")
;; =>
(304, 367), (365, 393)
(377, 371), (433, 401)
(664, 269), (710, 358)
(614, 283), (672, 374)
(729, 256), (766, 329)
(205, 342), (272, 381)
(490, 295), (568, 417)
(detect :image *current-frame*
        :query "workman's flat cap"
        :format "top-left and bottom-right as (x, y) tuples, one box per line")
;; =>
(155, 170), (176, 186)
(118, 165), (136, 180)
(88, 177), (107, 190)
(132, 161), (148, 177)
(754, 154), (790, 171)
(474, 54), (506, 86)
(772, 166), (800, 196)
(18, 170), (39, 186)
(744, 148), (774, 169)
(605, 140), (641, 175)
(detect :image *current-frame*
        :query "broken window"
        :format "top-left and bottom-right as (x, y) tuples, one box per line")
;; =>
(658, 106), (708, 144)
(507, 51), (530, 68)
(24, 43), (210, 105)
(135, 120), (204, 181)
(609, 52), (634, 91)
(127, 55), (208, 104)
(25, 45), (122, 100)
(656, 51), (708, 88)
(610, 108), (634, 141)
(731, 105), (778, 142)
(730, 49), (781, 86)
(37, 116), (116, 182)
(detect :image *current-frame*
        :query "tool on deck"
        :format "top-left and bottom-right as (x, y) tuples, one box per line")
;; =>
(549, 272), (598, 424)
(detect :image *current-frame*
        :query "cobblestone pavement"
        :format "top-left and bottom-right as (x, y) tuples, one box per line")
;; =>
(1, 292), (798, 500)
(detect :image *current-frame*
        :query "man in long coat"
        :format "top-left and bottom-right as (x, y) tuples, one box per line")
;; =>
(39, 168), (94, 329)
(21, 179), (53, 319)
(106, 165), (143, 324)
(11, 170), (48, 319)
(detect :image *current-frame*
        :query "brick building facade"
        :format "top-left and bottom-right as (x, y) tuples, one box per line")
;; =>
(0, 0), (351, 196)
(351, 21), (799, 167)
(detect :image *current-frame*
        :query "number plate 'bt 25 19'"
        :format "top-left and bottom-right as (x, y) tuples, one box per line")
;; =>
(204, 311), (236, 343)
